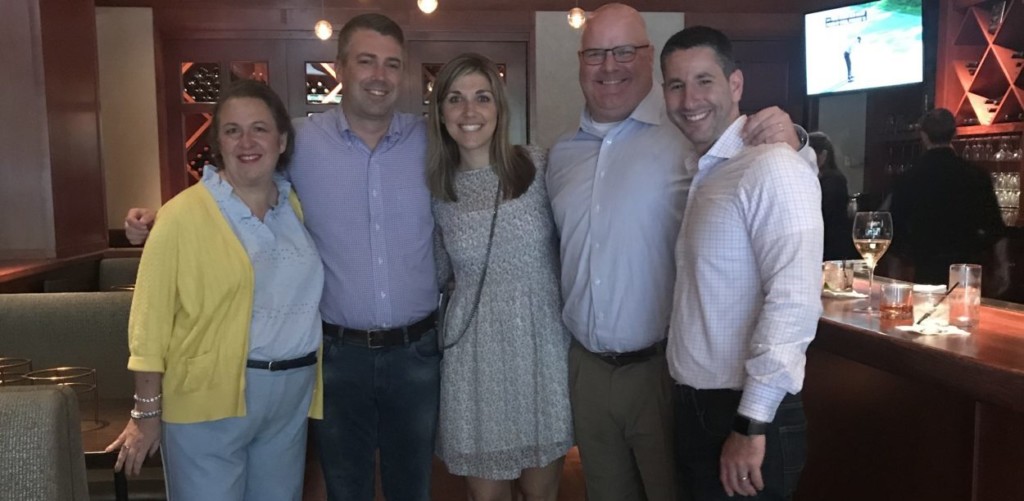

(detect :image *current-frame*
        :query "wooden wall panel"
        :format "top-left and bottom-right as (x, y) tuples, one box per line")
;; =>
(0, 0), (107, 259)
(0, 0), (55, 258)
(973, 402), (1024, 501)
(38, 0), (108, 257)
(800, 347), (975, 501)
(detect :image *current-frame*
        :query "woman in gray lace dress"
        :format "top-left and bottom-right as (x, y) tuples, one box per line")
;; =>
(426, 53), (572, 501)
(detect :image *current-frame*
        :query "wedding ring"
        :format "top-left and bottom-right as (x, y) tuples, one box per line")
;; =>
(740, 475), (749, 481)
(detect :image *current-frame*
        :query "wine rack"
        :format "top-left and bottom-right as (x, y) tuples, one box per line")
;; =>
(945, 1), (1024, 129)
(305, 62), (342, 106)
(938, 0), (1024, 226)
(178, 60), (269, 184)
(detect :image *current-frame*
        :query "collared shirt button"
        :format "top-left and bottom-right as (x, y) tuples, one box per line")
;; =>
(380, 291), (387, 298)
(605, 139), (613, 145)
(600, 171), (606, 178)
(595, 279), (601, 286)
(372, 190), (378, 197)
(378, 257), (384, 265)
(375, 224), (381, 231)
(594, 242), (600, 249)
(594, 205), (601, 213)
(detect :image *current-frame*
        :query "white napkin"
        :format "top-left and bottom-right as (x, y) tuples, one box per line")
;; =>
(895, 324), (970, 336)
(821, 289), (868, 299)
(896, 302), (969, 335)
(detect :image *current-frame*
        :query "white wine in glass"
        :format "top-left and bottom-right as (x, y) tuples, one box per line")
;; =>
(852, 211), (893, 314)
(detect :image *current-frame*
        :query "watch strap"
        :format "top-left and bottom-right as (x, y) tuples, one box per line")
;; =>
(732, 414), (769, 436)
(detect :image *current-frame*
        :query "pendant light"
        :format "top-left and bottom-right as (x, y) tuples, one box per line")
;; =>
(567, 2), (586, 29)
(418, 0), (439, 14)
(314, 0), (333, 40)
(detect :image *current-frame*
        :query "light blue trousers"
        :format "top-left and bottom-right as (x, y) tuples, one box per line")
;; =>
(161, 366), (315, 501)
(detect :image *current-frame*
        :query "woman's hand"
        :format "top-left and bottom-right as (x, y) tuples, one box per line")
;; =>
(105, 417), (162, 476)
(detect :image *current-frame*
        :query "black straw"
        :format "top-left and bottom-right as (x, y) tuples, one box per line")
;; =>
(915, 282), (960, 325)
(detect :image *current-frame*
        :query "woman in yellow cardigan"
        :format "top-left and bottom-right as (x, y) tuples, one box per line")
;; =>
(106, 79), (324, 501)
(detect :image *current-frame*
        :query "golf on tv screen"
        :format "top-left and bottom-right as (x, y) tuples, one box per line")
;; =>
(805, 0), (923, 96)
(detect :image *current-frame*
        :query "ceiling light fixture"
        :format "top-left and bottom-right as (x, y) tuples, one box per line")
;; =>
(418, 0), (439, 14)
(314, 0), (333, 40)
(567, 3), (586, 29)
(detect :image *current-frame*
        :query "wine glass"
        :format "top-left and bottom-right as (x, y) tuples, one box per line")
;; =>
(852, 211), (893, 315)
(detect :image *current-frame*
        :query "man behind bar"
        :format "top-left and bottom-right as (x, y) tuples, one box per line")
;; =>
(889, 108), (1008, 292)
(661, 26), (823, 500)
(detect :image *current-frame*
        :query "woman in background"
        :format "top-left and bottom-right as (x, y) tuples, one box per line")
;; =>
(427, 53), (572, 501)
(810, 131), (857, 260)
(106, 79), (323, 501)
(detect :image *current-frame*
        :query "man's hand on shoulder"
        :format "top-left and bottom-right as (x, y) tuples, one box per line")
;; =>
(742, 106), (801, 150)
(124, 208), (156, 246)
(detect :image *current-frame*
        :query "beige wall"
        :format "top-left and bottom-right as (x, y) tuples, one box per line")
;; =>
(533, 11), (685, 149)
(818, 92), (867, 194)
(96, 7), (161, 229)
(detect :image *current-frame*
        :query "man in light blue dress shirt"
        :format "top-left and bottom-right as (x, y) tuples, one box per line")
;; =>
(546, 4), (807, 500)
(661, 26), (822, 500)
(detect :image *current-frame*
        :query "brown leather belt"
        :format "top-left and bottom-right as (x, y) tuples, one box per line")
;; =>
(322, 312), (437, 349)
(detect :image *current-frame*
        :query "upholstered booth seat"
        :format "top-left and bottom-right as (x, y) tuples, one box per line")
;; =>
(0, 385), (89, 501)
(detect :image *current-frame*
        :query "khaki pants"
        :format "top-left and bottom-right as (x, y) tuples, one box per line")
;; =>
(569, 340), (678, 501)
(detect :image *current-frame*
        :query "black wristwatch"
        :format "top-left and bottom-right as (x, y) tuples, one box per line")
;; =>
(732, 415), (769, 436)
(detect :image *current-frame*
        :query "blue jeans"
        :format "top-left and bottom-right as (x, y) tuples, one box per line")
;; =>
(675, 387), (807, 501)
(311, 329), (441, 501)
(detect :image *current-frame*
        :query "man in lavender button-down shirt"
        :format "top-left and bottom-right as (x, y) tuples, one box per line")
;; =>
(289, 15), (440, 501)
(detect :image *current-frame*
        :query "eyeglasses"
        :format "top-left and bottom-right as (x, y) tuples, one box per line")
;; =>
(579, 44), (651, 65)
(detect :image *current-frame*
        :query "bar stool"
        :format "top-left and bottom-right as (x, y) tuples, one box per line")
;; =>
(23, 366), (101, 428)
(0, 357), (33, 385)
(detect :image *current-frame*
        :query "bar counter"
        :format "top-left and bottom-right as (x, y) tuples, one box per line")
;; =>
(798, 293), (1024, 501)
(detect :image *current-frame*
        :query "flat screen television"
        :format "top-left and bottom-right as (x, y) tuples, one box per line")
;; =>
(805, 0), (923, 96)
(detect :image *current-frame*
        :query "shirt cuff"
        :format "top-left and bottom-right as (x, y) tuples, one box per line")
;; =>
(737, 379), (788, 423)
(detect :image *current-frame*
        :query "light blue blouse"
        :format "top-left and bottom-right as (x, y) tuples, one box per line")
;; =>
(202, 168), (324, 361)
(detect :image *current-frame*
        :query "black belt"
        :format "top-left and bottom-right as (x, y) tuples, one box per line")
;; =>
(593, 343), (660, 367)
(323, 311), (437, 349)
(246, 351), (317, 371)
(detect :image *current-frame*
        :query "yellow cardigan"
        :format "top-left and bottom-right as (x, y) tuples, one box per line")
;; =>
(127, 183), (323, 423)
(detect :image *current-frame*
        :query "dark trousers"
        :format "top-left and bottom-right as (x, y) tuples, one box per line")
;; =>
(311, 329), (441, 501)
(675, 387), (807, 501)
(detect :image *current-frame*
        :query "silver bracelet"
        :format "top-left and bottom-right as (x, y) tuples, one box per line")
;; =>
(130, 408), (162, 420)
(133, 393), (162, 404)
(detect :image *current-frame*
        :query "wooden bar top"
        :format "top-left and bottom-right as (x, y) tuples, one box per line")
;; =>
(815, 293), (1024, 413)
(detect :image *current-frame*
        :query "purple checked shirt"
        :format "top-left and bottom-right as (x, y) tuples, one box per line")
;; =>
(289, 107), (438, 330)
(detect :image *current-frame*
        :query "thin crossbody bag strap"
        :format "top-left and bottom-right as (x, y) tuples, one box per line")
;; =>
(440, 182), (502, 351)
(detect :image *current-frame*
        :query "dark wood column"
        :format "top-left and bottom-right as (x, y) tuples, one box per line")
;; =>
(0, 0), (107, 260)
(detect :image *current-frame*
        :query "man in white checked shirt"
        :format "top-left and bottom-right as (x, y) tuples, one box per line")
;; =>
(661, 26), (823, 501)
